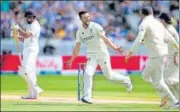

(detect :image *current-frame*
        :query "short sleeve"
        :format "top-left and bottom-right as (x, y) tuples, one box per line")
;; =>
(95, 23), (105, 36)
(76, 30), (82, 43)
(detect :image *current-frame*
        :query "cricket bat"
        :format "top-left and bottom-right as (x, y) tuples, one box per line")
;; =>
(12, 29), (22, 65)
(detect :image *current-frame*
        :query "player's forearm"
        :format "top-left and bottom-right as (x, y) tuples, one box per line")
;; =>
(69, 43), (81, 62)
(171, 37), (179, 50)
(172, 43), (179, 50)
(129, 40), (140, 53)
(164, 29), (179, 50)
(102, 35), (117, 50)
(168, 34), (179, 50)
(18, 29), (32, 38)
(129, 31), (145, 53)
(70, 49), (80, 61)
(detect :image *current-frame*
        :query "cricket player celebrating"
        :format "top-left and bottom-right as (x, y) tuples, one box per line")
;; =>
(158, 12), (179, 107)
(10, 9), (43, 99)
(66, 11), (132, 104)
(125, 6), (179, 109)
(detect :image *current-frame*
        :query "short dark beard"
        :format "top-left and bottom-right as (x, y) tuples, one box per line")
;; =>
(27, 21), (32, 24)
(26, 17), (35, 24)
(82, 22), (89, 28)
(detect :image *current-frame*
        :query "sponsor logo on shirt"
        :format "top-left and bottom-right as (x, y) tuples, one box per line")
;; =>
(83, 35), (95, 41)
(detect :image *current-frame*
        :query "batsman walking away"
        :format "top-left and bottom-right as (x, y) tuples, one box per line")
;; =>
(1, 1), (180, 111)
(10, 9), (43, 99)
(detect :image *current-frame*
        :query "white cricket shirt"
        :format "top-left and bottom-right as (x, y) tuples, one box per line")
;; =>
(24, 20), (41, 51)
(76, 21), (109, 56)
(129, 15), (178, 58)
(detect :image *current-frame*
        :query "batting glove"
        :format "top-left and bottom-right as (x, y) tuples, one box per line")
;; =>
(10, 23), (20, 30)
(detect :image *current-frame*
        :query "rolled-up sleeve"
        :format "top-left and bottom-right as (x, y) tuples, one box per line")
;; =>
(76, 30), (82, 43)
(129, 23), (147, 53)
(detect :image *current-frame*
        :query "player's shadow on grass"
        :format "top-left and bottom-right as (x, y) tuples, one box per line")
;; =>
(13, 102), (95, 106)
(13, 102), (122, 108)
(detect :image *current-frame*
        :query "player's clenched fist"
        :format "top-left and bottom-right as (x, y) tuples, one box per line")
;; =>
(115, 47), (123, 53)
(65, 60), (73, 69)
(173, 52), (179, 66)
(125, 52), (132, 63)
(19, 36), (25, 42)
(10, 23), (20, 30)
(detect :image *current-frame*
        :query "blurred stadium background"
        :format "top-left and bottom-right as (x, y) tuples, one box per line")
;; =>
(1, 0), (179, 75)
(1, 0), (179, 111)
(1, 1), (179, 75)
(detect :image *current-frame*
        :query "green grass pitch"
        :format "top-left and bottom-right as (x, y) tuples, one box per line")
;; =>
(1, 74), (178, 111)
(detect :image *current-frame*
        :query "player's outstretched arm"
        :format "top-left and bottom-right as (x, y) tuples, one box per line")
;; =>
(173, 51), (179, 66)
(66, 42), (81, 68)
(95, 23), (122, 53)
(125, 24), (146, 63)
(164, 28), (179, 50)
(100, 33), (122, 53)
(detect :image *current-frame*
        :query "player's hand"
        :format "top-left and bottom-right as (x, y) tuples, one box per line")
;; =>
(125, 52), (132, 63)
(10, 23), (20, 30)
(65, 59), (73, 69)
(19, 36), (24, 42)
(173, 52), (179, 66)
(115, 46), (123, 53)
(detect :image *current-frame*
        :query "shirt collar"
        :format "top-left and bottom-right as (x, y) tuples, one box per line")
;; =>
(81, 21), (92, 29)
(143, 15), (154, 21)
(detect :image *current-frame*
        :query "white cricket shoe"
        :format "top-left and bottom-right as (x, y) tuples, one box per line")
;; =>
(124, 76), (133, 93)
(166, 102), (179, 110)
(21, 95), (36, 99)
(22, 86), (44, 99)
(34, 86), (44, 97)
(36, 86), (44, 94)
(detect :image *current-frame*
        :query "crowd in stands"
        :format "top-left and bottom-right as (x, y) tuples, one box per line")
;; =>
(1, 0), (179, 55)
(1, 1), (179, 40)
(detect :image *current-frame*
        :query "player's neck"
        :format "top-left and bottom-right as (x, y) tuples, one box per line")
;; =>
(82, 23), (89, 29)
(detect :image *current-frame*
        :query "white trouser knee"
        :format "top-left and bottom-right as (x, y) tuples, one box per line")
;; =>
(152, 80), (177, 105)
(100, 62), (129, 84)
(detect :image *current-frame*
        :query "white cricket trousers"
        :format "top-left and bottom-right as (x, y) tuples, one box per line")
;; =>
(19, 47), (40, 97)
(83, 54), (130, 102)
(142, 57), (178, 105)
(164, 56), (179, 100)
